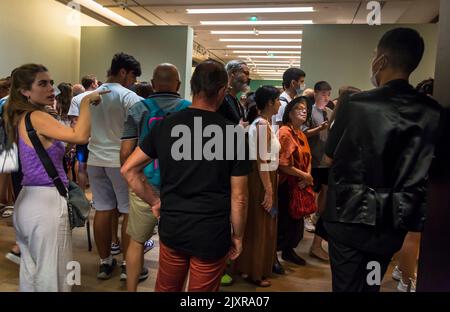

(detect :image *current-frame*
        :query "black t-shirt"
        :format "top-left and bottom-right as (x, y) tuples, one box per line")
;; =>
(140, 108), (251, 260)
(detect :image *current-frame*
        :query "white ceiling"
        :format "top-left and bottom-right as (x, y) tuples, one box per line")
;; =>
(67, 0), (440, 79)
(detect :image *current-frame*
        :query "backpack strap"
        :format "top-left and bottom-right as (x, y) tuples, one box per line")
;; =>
(25, 112), (67, 197)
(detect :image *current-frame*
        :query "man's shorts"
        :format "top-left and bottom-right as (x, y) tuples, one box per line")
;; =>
(76, 144), (89, 163)
(87, 166), (129, 213)
(312, 167), (329, 193)
(127, 189), (159, 244)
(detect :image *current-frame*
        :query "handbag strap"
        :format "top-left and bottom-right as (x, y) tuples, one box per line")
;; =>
(25, 112), (67, 198)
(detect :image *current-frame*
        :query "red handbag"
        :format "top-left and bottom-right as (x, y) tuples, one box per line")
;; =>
(287, 175), (317, 219)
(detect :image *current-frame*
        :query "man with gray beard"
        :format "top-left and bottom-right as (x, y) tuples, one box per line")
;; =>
(218, 60), (251, 127)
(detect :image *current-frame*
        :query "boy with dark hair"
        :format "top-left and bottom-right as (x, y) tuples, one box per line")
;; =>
(273, 68), (306, 126)
(88, 52), (143, 281)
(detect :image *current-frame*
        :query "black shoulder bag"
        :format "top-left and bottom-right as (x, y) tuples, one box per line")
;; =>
(25, 112), (90, 229)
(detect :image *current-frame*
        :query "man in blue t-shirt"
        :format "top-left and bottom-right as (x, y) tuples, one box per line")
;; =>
(120, 63), (191, 291)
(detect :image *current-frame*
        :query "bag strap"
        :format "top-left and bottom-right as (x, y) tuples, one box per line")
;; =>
(25, 112), (67, 198)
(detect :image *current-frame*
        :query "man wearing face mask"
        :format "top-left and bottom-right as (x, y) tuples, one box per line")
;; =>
(273, 68), (306, 127)
(218, 60), (251, 126)
(323, 28), (442, 292)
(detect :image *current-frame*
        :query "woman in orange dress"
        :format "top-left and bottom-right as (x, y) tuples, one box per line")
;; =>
(276, 97), (315, 269)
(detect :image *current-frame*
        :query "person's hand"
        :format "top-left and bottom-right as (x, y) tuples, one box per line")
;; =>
(239, 119), (249, 128)
(87, 89), (111, 106)
(151, 199), (161, 219)
(229, 235), (243, 260)
(319, 121), (329, 130)
(301, 173), (314, 186)
(298, 179), (307, 189)
(261, 189), (273, 212)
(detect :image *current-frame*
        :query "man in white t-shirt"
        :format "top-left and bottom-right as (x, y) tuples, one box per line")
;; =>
(88, 53), (143, 281)
(272, 68), (306, 126)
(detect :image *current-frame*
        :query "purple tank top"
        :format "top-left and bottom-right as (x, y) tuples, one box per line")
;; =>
(18, 137), (69, 188)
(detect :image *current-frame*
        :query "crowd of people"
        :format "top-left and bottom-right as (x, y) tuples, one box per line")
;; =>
(0, 27), (442, 292)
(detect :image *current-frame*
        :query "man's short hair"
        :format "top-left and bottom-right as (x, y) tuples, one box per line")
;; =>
(109, 52), (142, 77)
(314, 81), (332, 92)
(225, 60), (247, 75)
(191, 60), (228, 98)
(378, 27), (425, 74)
(282, 68), (306, 89)
(81, 74), (97, 89)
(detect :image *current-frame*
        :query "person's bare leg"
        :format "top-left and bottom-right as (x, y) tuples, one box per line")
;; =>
(111, 208), (120, 245)
(0, 174), (8, 205)
(77, 162), (88, 191)
(94, 210), (113, 259)
(310, 185), (329, 260)
(399, 232), (421, 282)
(11, 243), (20, 254)
(126, 239), (144, 291)
(121, 214), (130, 261)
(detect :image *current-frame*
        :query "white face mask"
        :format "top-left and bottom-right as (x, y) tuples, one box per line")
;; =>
(296, 83), (306, 95)
(370, 55), (383, 88)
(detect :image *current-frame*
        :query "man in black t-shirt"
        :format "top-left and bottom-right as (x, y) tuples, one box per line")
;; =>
(121, 60), (251, 292)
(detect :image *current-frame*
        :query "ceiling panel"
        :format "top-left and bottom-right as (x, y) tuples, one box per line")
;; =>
(75, 0), (439, 78)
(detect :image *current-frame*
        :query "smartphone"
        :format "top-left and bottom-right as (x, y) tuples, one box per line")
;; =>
(269, 206), (278, 218)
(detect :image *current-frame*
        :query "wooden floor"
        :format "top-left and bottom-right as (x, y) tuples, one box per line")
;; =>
(0, 209), (398, 292)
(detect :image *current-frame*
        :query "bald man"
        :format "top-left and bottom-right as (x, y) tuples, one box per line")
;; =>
(120, 63), (191, 291)
(72, 84), (85, 97)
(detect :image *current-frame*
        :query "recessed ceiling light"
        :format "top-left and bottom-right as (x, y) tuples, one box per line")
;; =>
(238, 55), (301, 59)
(227, 45), (302, 49)
(233, 51), (301, 54)
(188, 7), (314, 14)
(201, 20), (313, 26)
(212, 30), (303, 35)
(74, 0), (136, 26)
(220, 38), (301, 42)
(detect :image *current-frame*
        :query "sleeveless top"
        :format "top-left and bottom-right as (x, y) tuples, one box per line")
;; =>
(19, 136), (69, 188)
(249, 116), (281, 171)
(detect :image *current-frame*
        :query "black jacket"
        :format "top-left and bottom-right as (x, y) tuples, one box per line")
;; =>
(217, 94), (245, 125)
(324, 79), (442, 232)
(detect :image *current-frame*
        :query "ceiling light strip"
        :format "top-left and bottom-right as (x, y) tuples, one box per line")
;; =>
(201, 20), (313, 26)
(227, 45), (302, 49)
(233, 51), (301, 54)
(188, 7), (314, 14)
(220, 38), (301, 42)
(239, 55), (301, 59)
(212, 30), (303, 35)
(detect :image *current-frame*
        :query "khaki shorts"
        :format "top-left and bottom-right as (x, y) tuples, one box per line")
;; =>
(127, 189), (159, 244)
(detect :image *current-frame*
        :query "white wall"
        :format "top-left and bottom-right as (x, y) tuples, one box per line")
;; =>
(301, 24), (438, 97)
(0, 0), (89, 84)
(80, 26), (194, 98)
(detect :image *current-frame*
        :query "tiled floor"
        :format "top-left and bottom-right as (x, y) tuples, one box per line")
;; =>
(0, 208), (399, 292)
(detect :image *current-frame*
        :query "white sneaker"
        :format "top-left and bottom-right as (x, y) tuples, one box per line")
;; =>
(392, 265), (402, 281)
(304, 217), (316, 233)
(397, 278), (416, 292)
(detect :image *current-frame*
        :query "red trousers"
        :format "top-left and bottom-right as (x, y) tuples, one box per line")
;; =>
(155, 242), (228, 292)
